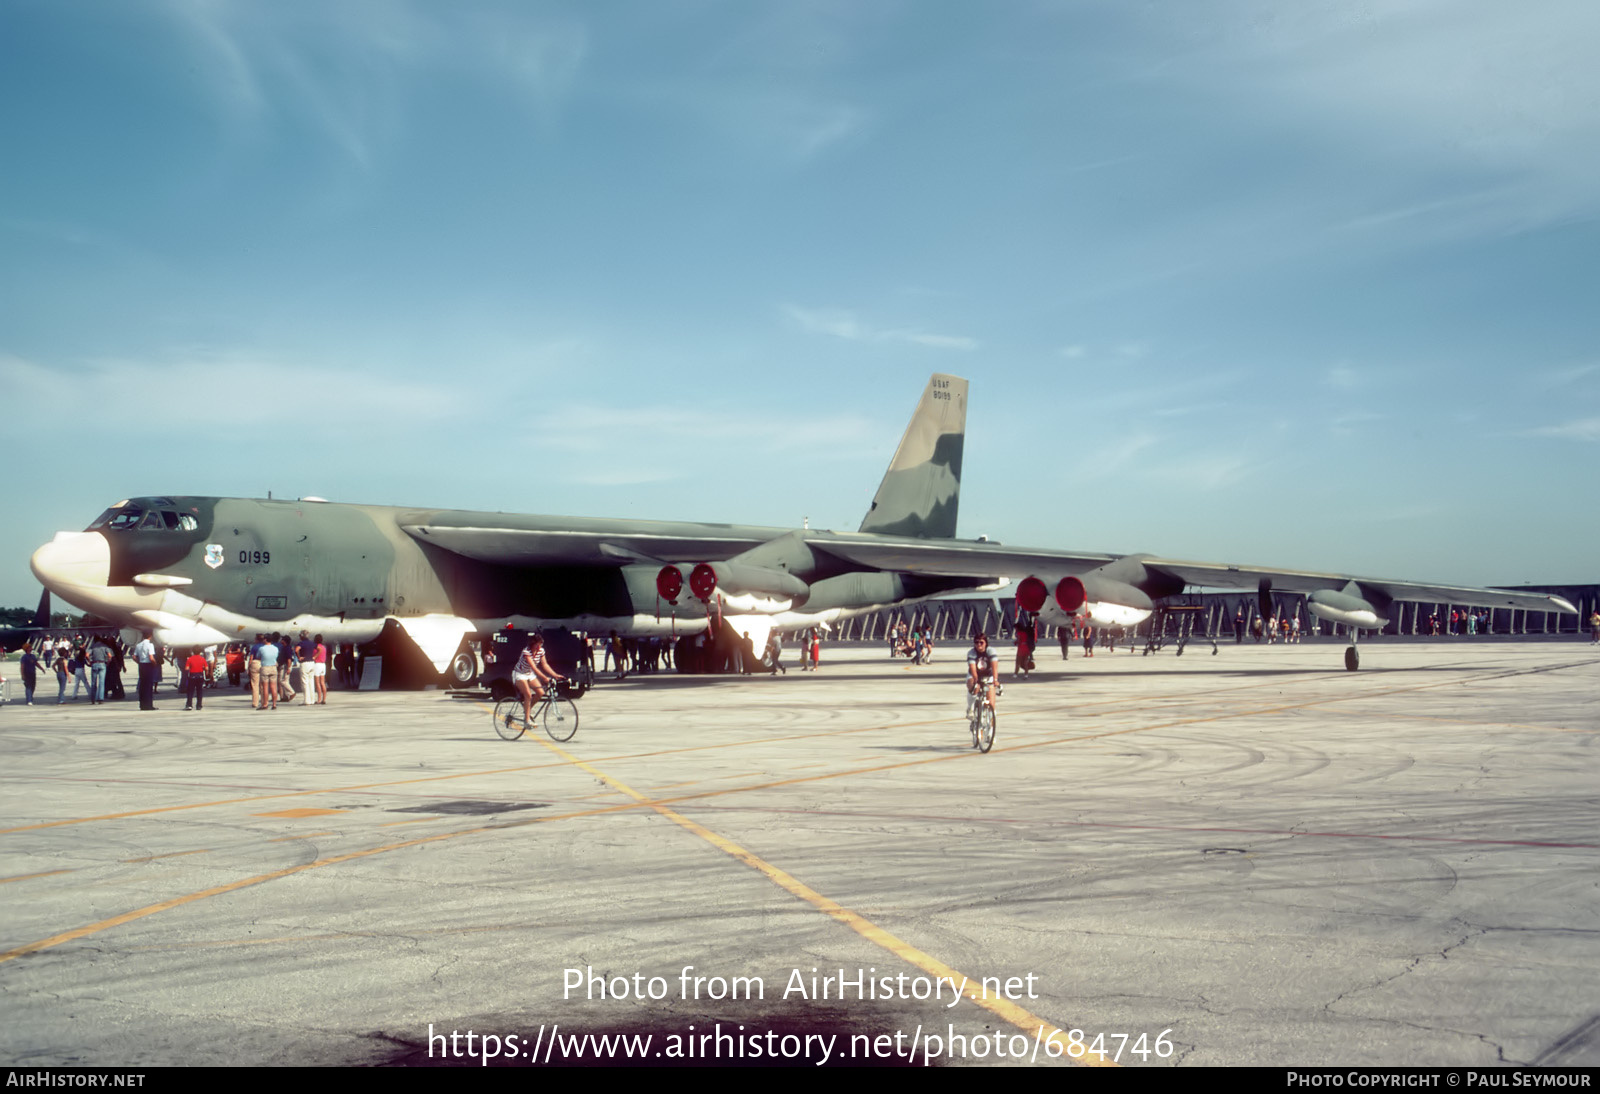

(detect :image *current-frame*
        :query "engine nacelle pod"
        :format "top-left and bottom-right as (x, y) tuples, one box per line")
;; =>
(1307, 588), (1390, 629)
(688, 561), (810, 610)
(1015, 576), (1048, 614)
(1055, 574), (1154, 628)
(656, 565), (684, 604)
(689, 563), (719, 601)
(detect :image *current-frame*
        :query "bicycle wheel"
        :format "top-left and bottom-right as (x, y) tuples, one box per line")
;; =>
(977, 706), (995, 753)
(969, 709), (980, 748)
(493, 697), (528, 740)
(543, 697), (579, 742)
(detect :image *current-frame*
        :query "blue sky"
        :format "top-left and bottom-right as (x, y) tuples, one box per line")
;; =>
(3, 0), (1597, 607)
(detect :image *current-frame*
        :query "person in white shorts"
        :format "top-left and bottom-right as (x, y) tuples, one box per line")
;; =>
(513, 633), (565, 727)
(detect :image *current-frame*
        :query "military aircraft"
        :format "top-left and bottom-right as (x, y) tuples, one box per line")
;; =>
(28, 374), (1576, 679)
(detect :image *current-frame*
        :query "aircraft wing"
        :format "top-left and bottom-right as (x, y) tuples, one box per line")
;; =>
(1136, 558), (1577, 613)
(400, 521), (770, 566)
(808, 534), (1574, 613)
(407, 521), (1575, 614)
(804, 533), (1117, 578)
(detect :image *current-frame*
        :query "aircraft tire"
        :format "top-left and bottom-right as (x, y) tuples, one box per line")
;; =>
(448, 646), (478, 687)
(1344, 646), (1360, 672)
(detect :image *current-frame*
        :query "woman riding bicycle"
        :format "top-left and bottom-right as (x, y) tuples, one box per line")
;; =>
(513, 633), (566, 728)
(967, 632), (1000, 714)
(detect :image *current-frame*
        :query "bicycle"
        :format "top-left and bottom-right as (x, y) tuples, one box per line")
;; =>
(493, 686), (580, 742)
(968, 682), (1000, 753)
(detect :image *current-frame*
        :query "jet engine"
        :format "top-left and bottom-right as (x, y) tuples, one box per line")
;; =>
(653, 561), (810, 614)
(1015, 575), (1048, 614)
(1306, 582), (1392, 629)
(1053, 574), (1155, 628)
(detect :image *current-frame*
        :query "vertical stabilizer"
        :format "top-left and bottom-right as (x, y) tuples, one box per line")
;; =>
(859, 374), (967, 539)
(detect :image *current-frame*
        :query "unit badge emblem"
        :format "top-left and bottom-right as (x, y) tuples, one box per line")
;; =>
(204, 544), (224, 570)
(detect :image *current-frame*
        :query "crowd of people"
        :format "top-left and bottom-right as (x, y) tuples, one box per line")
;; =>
(1, 631), (360, 710)
(887, 620), (935, 665)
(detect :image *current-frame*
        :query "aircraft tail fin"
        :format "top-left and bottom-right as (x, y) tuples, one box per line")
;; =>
(32, 589), (50, 628)
(859, 374), (967, 539)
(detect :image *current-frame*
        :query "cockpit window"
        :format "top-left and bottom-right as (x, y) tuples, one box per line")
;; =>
(178, 514), (198, 531)
(161, 511), (179, 530)
(105, 508), (144, 530)
(87, 508), (119, 530)
(139, 511), (165, 530)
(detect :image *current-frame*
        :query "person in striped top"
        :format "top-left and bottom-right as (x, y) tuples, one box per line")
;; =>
(513, 633), (565, 728)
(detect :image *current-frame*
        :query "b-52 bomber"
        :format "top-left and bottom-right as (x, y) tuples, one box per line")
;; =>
(29, 374), (1575, 678)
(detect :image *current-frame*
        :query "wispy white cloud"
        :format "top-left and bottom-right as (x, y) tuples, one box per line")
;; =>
(1529, 417), (1600, 442)
(1117, 1), (1600, 253)
(1324, 365), (1361, 390)
(159, 0), (586, 163)
(1329, 411), (1385, 435)
(1538, 362), (1600, 389)
(531, 403), (877, 455)
(1150, 452), (1255, 491)
(0, 351), (467, 446)
(784, 306), (977, 350)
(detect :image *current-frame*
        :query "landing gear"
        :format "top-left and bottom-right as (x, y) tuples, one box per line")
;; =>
(448, 645), (479, 687)
(1344, 644), (1360, 671)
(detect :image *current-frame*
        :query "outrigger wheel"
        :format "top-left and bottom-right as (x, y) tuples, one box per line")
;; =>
(1344, 646), (1360, 672)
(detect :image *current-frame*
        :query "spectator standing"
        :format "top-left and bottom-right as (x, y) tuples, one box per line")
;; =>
(313, 634), (329, 704)
(19, 643), (40, 705)
(88, 640), (109, 703)
(133, 631), (158, 710)
(183, 649), (208, 710)
(296, 630), (316, 705)
(52, 646), (70, 703)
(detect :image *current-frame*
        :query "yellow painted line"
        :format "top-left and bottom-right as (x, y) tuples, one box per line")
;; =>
(0, 667), (1341, 836)
(7, 658), (1588, 983)
(0, 869), (76, 884)
(120, 849), (211, 863)
(0, 795), (707, 967)
(527, 733), (1115, 1067)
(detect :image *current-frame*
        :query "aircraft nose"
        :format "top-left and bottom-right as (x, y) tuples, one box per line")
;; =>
(31, 531), (111, 591)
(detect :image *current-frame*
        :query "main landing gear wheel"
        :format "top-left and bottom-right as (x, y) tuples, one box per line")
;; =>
(449, 648), (478, 687)
(493, 697), (528, 740)
(543, 697), (579, 742)
(1344, 646), (1360, 672)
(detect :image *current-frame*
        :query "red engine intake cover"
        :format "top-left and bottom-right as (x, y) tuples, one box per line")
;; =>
(656, 565), (683, 603)
(1055, 576), (1088, 613)
(689, 562), (719, 601)
(1015, 576), (1047, 613)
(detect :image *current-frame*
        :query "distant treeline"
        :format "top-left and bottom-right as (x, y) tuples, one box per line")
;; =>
(0, 607), (109, 629)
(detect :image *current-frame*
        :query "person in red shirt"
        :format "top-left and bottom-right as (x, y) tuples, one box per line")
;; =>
(313, 634), (329, 704)
(183, 649), (209, 711)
